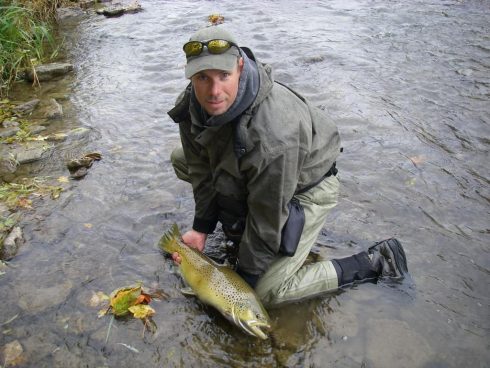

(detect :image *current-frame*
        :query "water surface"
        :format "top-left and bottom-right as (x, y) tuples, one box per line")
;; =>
(1, 1), (489, 367)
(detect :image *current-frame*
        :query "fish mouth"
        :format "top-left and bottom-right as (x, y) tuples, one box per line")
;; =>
(230, 304), (271, 340)
(239, 320), (271, 340)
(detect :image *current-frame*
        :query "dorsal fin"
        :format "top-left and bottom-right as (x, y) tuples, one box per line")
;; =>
(158, 223), (182, 253)
(171, 223), (181, 238)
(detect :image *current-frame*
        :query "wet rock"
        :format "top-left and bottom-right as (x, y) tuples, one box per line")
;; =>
(44, 98), (63, 120)
(56, 7), (86, 22)
(96, 2), (142, 17)
(11, 142), (53, 164)
(25, 63), (73, 82)
(17, 280), (73, 314)
(12, 99), (40, 116)
(96, 5), (125, 17)
(79, 0), (96, 9)
(26, 125), (46, 135)
(1, 340), (25, 367)
(0, 127), (21, 138)
(46, 127), (91, 142)
(0, 148), (18, 177)
(2, 120), (19, 128)
(1, 226), (23, 261)
(67, 152), (102, 179)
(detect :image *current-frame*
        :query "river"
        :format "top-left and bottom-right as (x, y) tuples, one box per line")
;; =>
(1, 0), (488, 367)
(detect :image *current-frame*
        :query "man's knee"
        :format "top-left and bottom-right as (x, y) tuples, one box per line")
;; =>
(170, 147), (190, 182)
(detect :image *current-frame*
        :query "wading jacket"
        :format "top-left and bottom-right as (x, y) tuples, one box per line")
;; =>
(168, 51), (341, 278)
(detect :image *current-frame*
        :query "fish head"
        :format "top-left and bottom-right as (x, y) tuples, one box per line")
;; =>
(228, 300), (271, 340)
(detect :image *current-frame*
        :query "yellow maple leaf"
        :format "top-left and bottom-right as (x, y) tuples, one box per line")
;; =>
(128, 304), (155, 319)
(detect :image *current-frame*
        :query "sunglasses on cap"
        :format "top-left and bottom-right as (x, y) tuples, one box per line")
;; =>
(183, 39), (239, 58)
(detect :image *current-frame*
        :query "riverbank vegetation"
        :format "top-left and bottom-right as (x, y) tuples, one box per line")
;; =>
(0, 0), (64, 97)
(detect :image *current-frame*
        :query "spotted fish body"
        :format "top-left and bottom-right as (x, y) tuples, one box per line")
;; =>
(159, 224), (271, 339)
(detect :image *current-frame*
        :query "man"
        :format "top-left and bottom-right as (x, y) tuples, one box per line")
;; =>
(168, 26), (408, 307)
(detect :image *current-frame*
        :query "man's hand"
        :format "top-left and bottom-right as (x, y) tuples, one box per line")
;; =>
(172, 229), (207, 264)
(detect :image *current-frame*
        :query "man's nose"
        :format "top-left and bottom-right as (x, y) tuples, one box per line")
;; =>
(209, 80), (221, 96)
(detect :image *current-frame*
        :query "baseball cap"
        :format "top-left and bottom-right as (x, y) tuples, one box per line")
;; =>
(184, 26), (241, 79)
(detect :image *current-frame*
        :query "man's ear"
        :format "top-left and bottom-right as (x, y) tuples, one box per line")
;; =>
(238, 57), (244, 72)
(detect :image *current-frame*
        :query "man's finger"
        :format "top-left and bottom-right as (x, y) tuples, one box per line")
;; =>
(171, 252), (182, 264)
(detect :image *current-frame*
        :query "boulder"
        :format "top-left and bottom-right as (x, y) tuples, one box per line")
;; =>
(25, 63), (73, 82)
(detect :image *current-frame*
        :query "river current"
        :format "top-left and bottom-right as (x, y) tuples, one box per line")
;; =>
(1, 0), (489, 367)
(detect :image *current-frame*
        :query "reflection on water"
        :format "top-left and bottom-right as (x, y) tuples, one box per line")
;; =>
(1, 0), (488, 367)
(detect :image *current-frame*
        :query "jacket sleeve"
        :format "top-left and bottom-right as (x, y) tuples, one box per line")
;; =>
(237, 145), (304, 276)
(178, 121), (219, 234)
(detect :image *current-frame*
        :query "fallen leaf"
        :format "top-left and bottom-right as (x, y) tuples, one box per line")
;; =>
(208, 13), (224, 25)
(57, 176), (69, 183)
(135, 293), (152, 305)
(17, 197), (32, 209)
(128, 304), (155, 319)
(84, 223), (92, 229)
(109, 284), (142, 317)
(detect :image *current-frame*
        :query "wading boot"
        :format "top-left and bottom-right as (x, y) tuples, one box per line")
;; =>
(332, 238), (408, 287)
(368, 238), (408, 279)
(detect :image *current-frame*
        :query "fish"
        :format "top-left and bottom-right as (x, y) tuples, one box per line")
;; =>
(158, 224), (271, 339)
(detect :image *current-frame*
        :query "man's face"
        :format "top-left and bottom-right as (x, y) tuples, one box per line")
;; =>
(191, 58), (243, 116)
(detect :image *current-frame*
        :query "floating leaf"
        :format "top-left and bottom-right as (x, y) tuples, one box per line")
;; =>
(84, 223), (93, 229)
(208, 13), (224, 25)
(109, 284), (142, 317)
(57, 176), (69, 183)
(129, 304), (155, 319)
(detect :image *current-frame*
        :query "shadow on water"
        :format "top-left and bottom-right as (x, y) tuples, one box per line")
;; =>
(0, 0), (489, 367)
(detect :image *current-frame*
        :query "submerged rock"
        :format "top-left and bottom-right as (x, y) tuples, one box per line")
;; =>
(44, 98), (63, 120)
(1, 226), (23, 261)
(25, 63), (74, 82)
(1, 340), (25, 367)
(17, 280), (73, 314)
(12, 99), (40, 115)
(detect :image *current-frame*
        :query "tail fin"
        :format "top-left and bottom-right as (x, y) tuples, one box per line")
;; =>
(158, 223), (181, 253)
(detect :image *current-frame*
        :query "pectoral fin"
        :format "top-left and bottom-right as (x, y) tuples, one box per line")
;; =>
(180, 287), (196, 296)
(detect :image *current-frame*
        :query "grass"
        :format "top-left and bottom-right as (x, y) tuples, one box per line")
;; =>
(0, 1), (63, 97)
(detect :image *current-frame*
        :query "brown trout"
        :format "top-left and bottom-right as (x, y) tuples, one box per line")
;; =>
(159, 224), (271, 339)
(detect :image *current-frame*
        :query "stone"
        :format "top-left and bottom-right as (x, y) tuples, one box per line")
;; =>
(44, 98), (63, 120)
(27, 125), (46, 135)
(46, 127), (91, 142)
(0, 127), (20, 138)
(96, 2), (142, 17)
(11, 142), (53, 164)
(1, 340), (25, 367)
(12, 99), (40, 115)
(2, 120), (19, 128)
(17, 281), (73, 314)
(1, 226), (23, 260)
(56, 7), (85, 22)
(25, 63), (73, 82)
(79, 0), (95, 9)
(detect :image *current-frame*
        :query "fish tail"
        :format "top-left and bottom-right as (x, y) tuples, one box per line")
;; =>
(158, 223), (182, 253)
